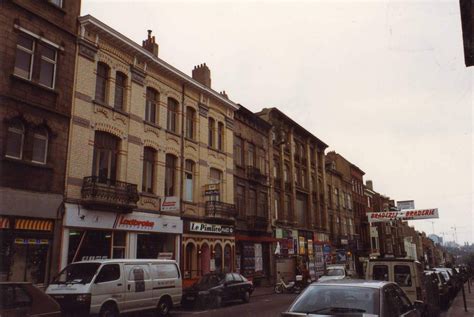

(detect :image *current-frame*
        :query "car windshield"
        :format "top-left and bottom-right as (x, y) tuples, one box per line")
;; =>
(327, 269), (344, 276)
(52, 262), (100, 284)
(440, 271), (450, 280)
(196, 274), (224, 287)
(290, 285), (379, 315)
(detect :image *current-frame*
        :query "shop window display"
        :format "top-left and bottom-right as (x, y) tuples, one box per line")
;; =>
(136, 233), (174, 259)
(68, 230), (121, 263)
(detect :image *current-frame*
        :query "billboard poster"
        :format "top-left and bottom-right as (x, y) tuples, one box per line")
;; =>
(397, 200), (415, 210)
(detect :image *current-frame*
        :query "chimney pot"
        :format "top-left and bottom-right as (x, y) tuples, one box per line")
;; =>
(192, 63), (211, 88)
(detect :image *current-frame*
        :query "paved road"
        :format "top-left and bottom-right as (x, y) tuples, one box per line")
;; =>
(170, 293), (298, 317)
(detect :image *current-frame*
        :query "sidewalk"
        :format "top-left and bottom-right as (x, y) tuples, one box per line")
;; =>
(445, 281), (474, 317)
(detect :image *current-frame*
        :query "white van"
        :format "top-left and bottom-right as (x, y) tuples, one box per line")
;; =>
(46, 259), (182, 317)
(366, 258), (425, 304)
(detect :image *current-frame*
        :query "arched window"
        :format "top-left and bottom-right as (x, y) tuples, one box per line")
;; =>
(214, 244), (222, 273)
(184, 159), (195, 202)
(217, 122), (224, 151)
(165, 154), (177, 196)
(185, 107), (196, 140)
(95, 62), (109, 103)
(224, 245), (232, 273)
(114, 72), (127, 110)
(5, 120), (25, 159)
(145, 87), (158, 124)
(32, 127), (48, 164)
(92, 131), (120, 183)
(167, 98), (179, 133)
(142, 147), (156, 193)
(208, 118), (215, 147)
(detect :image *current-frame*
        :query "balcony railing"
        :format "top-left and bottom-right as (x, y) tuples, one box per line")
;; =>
(247, 166), (266, 183)
(205, 201), (237, 220)
(81, 176), (139, 212)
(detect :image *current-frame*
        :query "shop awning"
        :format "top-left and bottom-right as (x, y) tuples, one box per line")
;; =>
(0, 217), (10, 229)
(235, 234), (277, 243)
(15, 218), (53, 232)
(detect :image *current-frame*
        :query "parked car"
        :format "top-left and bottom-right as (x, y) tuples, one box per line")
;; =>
(282, 279), (423, 316)
(434, 268), (459, 298)
(425, 270), (449, 309)
(181, 272), (254, 308)
(422, 271), (441, 316)
(0, 282), (62, 317)
(46, 259), (182, 317)
(318, 265), (348, 282)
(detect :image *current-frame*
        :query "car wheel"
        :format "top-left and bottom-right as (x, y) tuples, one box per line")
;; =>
(157, 298), (171, 317)
(242, 291), (250, 303)
(99, 303), (119, 317)
(274, 284), (283, 294)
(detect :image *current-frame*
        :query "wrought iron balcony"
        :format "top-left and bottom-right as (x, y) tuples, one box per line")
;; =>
(81, 176), (139, 212)
(205, 201), (237, 220)
(246, 166), (266, 183)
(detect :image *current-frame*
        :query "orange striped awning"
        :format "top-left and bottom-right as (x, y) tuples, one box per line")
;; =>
(0, 217), (10, 229)
(15, 218), (53, 232)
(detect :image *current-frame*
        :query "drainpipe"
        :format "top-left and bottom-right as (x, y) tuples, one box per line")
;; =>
(179, 83), (186, 272)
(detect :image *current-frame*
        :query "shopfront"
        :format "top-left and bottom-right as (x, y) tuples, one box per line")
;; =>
(0, 216), (54, 285)
(60, 204), (183, 269)
(235, 234), (275, 285)
(274, 228), (298, 282)
(181, 221), (235, 283)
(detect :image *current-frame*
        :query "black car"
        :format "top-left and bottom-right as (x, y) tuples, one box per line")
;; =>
(182, 272), (254, 309)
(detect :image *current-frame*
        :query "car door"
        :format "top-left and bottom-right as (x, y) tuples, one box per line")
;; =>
(393, 285), (420, 317)
(0, 284), (32, 317)
(124, 264), (153, 312)
(232, 273), (246, 297)
(91, 264), (125, 312)
(383, 285), (418, 317)
(223, 273), (235, 300)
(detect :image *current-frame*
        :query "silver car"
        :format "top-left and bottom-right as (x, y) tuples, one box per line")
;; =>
(282, 279), (423, 317)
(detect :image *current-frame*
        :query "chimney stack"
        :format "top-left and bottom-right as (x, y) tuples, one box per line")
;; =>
(142, 30), (159, 57)
(366, 180), (373, 190)
(219, 91), (228, 99)
(192, 63), (211, 88)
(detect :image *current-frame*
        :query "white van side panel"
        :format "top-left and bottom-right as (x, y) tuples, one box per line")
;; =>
(150, 263), (183, 307)
(124, 264), (155, 312)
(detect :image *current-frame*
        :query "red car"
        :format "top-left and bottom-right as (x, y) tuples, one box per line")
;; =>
(0, 282), (61, 317)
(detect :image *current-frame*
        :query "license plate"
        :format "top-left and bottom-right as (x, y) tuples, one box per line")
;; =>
(187, 296), (195, 300)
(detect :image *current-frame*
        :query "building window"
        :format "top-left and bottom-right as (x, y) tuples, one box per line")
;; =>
(234, 137), (243, 166)
(32, 127), (48, 164)
(92, 131), (119, 183)
(95, 62), (109, 103)
(185, 107), (196, 140)
(38, 43), (57, 88)
(142, 147), (156, 193)
(5, 120), (25, 159)
(236, 185), (245, 217)
(283, 164), (289, 182)
(274, 196), (279, 220)
(114, 72), (127, 111)
(327, 185), (332, 206)
(258, 149), (266, 174)
(285, 194), (291, 219)
(14, 34), (34, 80)
(217, 122), (224, 151)
(334, 188), (340, 209)
(208, 118), (215, 147)
(167, 98), (179, 133)
(248, 143), (255, 167)
(165, 154), (177, 196)
(145, 87), (158, 124)
(210, 168), (223, 201)
(248, 189), (256, 216)
(48, 0), (63, 7)
(273, 160), (280, 178)
(258, 192), (268, 218)
(184, 160), (194, 202)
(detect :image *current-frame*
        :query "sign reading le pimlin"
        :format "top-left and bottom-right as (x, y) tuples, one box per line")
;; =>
(190, 222), (233, 235)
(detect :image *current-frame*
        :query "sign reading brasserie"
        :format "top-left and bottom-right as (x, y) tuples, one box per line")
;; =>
(368, 208), (438, 222)
(189, 222), (233, 235)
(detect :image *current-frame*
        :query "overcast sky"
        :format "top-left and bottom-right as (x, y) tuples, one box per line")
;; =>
(81, 0), (473, 244)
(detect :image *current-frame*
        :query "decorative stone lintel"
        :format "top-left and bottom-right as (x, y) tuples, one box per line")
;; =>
(225, 116), (234, 130)
(198, 103), (209, 117)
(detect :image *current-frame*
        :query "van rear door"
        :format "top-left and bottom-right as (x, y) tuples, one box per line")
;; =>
(394, 263), (416, 303)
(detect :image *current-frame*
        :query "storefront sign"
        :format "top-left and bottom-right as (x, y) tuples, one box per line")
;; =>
(189, 222), (234, 235)
(368, 208), (438, 222)
(64, 204), (183, 234)
(397, 200), (415, 210)
(161, 196), (180, 212)
(14, 238), (49, 245)
(341, 239), (348, 245)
